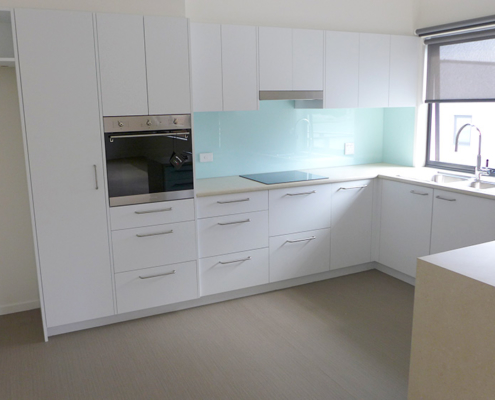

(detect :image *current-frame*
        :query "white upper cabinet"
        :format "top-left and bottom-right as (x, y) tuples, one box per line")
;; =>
(324, 31), (359, 108)
(389, 35), (422, 107)
(96, 13), (148, 116)
(258, 26), (292, 90)
(359, 33), (391, 108)
(145, 16), (191, 115)
(292, 28), (324, 91)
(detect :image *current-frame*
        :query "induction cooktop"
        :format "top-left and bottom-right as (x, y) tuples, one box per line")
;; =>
(240, 170), (327, 185)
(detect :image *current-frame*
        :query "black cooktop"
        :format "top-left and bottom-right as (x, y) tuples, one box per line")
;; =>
(240, 170), (327, 185)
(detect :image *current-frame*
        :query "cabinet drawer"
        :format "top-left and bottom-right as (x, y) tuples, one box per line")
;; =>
(269, 228), (330, 282)
(110, 199), (195, 230)
(197, 190), (268, 218)
(199, 248), (269, 296)
(197, 211), (268, 258)
(112, 221), (197, 273)
(115, 261), (198, 314)
(269, 184), (332, 236)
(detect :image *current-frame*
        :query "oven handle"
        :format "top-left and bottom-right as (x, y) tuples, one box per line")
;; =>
(109, 132), (189, 142)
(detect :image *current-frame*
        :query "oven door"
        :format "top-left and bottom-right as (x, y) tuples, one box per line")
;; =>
(104, 130), (194, 207)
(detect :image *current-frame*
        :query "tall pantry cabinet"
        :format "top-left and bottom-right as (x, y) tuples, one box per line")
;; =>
(14, 9), (114, 334)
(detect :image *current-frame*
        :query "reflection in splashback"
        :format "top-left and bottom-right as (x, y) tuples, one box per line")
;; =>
(193, 101), (415, 179)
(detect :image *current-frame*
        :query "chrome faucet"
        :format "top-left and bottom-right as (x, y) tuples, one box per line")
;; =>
(454, 123), (489, 181)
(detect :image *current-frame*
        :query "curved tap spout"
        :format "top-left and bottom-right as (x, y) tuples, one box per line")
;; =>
(455, 123), (483, 177)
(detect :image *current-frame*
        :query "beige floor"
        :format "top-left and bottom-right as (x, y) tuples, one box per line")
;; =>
(0, 270), (414, 400)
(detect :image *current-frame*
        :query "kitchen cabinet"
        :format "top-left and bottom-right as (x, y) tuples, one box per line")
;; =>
(96, 13), (191, 116)
(258, 27), (323, 91)
(430, 189), (495, 254)
(379, 180), (433, 278)
(15, 8), (114, 328)
(330, 180), (373, 270)
(0, 10), (15, 67)
(190, 23), (258, 112)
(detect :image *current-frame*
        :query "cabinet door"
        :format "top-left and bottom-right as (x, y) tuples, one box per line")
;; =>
(292, 28), (324, 91)
(325, 31), (359, 109)
(431, 190), (495, 254)
(96, 13), (148, 116)
(190, 23), (223, 112)
(379, 180), (433, 277)
(389, 35), (421, 107)
(331, 180), (373, 270)
(258, 26), (292, 90)
(145, 16), (191, 115)
(359, 33), (390, 108)
(222, 24), (258, 111)
(15, 9), (114, 327)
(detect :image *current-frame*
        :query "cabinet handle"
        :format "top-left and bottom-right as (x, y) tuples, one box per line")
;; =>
(285, 190), (316, 196)
(436, 195), (456, 202)
(217, 198), (250, 204)
(136, 230), (173, 237)
(135, 207), (172, 214)
(139, 270), (176, 279)
(93, 165), (98, 190)
(337, 185), (367, 191)
(218, 256), (252, 265)
(410, 190), (429, 196)
(285, 236), (316, 243)
(217, 219), (250, 226)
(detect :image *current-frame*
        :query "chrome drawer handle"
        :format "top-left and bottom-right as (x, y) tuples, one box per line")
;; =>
(217, 198), (250, 204)
(93, 165), (99, 190)
(436, 195), (456, 202)
(285, 236), (316, 243)
(135, 207), (172, 214)
(136, 230), (173, 237)
(218, 256), (252, 265)
(337, 185), (367, 191)
(139, 270), (176, 279)
(285, 190), (316, 196)
(217, 219), (250, 226)
(410, 190), (429, 196)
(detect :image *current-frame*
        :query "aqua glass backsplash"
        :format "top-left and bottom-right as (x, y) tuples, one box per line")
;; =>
(194, 101), (415, 179)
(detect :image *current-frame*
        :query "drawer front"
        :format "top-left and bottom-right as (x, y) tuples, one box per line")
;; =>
(269, 228), (330, 282)
(197, 190), (268, 218)
(269, 184), (332, 236)
(197, 211), (268, 258)
(200, 248), (269, 296)
(110, 199), (195, 230)
(115, 261), (198, 314)
(112, 221), (197, 273)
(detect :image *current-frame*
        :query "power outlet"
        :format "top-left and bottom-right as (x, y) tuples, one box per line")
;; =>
(199, 153), (214, 163)
(344, 143), (355, 155)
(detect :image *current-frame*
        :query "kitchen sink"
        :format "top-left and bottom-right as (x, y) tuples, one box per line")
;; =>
(460, 181), (495, 190)
(429, 173), (470, 184)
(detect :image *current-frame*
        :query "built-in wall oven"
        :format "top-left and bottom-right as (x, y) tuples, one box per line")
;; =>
(103, 114), (194, 207)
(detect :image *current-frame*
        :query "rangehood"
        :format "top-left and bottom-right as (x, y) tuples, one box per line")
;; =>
(259, 90), (323, 101)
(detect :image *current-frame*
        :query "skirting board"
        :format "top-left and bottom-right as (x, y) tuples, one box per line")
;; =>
(375, 263), (416, 286)
(0, 300), (40, 316)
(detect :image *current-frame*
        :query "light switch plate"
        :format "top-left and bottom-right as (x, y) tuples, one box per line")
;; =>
(344, 143), (354, 155)
(199, 153), (214, 162)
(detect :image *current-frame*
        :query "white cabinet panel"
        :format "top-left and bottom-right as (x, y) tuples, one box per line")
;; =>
(258, 26), (292, 90)
(197, 211), (268, 258)
(325, 31), (359, 109)
(197, 190), (268, 218)
(270, 228), (330, 282)
(379, 180), (433, 277)
(431, 189), (495, 255)
(15, 8), (114, 327)
(389, 35), (421, 107)
(331, 180), (373, 270)
(293, 28), (324, 91)
(200, 248), (269, 296)
(112, 221), (197, 273)
(359, 33), (390, 108)
(222, 24), (258, 111)
(96, 13), (148, 116)
(190, 22), (223, 112)
(145, 16), (191, 115)
(269, 184), (332, 236)
(115, 261), (198, 314)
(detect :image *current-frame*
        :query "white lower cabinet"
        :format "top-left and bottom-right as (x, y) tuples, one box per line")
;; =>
(270, 229), (331, 282)
(199, 248), (269, 296)
(115, 261), (198, 314)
